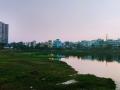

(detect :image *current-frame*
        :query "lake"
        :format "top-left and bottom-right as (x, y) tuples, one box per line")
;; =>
(61, 55), (120, 90)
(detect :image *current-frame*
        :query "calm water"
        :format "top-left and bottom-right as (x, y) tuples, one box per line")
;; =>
(61, 56), (120, 90)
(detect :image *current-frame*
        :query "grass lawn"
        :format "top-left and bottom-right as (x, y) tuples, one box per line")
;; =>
(0, 51), (116, 90)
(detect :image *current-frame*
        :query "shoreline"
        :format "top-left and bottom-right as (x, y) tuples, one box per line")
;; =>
(0, 51), (116, 90)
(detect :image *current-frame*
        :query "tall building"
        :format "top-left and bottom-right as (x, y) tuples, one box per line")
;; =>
(0, 21), (8, 44)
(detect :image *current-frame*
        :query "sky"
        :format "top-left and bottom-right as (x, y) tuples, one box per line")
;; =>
(0, 0), (120, 42)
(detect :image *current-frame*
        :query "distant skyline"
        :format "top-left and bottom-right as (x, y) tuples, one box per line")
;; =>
(1, 0), (120, 42)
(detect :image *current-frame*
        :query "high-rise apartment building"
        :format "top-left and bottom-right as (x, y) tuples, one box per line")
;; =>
(0, 21), (8, 44)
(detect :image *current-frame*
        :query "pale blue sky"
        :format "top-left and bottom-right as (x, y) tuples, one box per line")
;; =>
(0, 0), (120, 42)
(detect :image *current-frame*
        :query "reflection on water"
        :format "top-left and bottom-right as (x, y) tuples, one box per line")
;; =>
(50, 53), (120, 63)
(61, 55), (120, 90)
(75, 55), (120, 63)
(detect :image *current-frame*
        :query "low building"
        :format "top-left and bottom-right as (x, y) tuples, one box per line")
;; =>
(106, 39), (120, 47)
(47, 40), (53, 48)
(91, 39), (104, 47)
(53, 39), (63, 48)
(63, 41), (75, 48)
(80, 40), (92, 48)
(80, 39), (104, 48)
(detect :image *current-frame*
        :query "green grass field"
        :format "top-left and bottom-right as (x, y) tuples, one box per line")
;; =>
(0, 51), (116, 90)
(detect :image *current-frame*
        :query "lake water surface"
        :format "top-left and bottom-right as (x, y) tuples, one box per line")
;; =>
(61, 56), (120, 90)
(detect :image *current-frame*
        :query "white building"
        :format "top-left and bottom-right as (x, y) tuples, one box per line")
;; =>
(80, 40), (92, 47)
(80, 39), (104, 48)
(106, 39), (120, 47)
(91, 39), (104, 47)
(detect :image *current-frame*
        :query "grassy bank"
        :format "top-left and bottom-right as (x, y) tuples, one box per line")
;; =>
(0, 51), (116, 90)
